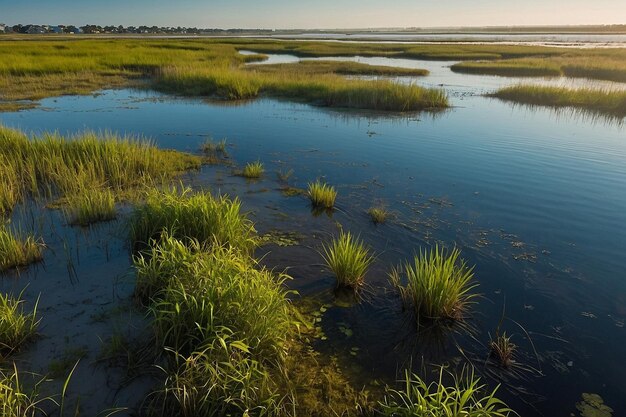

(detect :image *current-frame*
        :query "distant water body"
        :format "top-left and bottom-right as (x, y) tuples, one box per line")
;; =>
(246, 32), (626, 48)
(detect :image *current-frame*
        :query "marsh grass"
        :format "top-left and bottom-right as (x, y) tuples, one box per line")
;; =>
(0, 364), (49, 417)
(200, 138), (228, 164)
(492, 85), (626, 118)
(249, 60), (429, 76)
(389, 246), (478, 323)
(322, 232), (374, 290)
(367, 207), (390, 224)
(0, 125), (201, 214)
(63, 188), (116, 226)
(451, 55), (626, 82)
(380, 367), (513, 417)
(489, 333), (517, 368)
(307, 181), (337, 209)
(129, 186), (257, 253)
(0, 225), (43, 272)
(241, 161), (265, 179)
(0, 291), (39, 358)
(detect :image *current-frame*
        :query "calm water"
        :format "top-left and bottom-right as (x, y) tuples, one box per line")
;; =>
(1, 67), (625, 416)
(257, 32), (626, 48)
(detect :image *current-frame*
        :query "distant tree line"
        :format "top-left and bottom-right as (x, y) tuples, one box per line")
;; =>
(0, 23), (276, 35)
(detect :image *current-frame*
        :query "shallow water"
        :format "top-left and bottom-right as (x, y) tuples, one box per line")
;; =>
(240, 49), (626, 95)
(1, 67), (625, 416)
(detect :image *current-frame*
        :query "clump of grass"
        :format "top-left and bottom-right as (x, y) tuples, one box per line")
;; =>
(307, 180), (337, 209)
(380, 367), (513, 416)
(0, 224), (43, 272)
(276, 168), (294, 182)
(368, 207), (389, 224)
(0, 125), (201, 213)
(200, 138), (228, 164)
(48, 346), (88, 379)
(489, 333), (517, 368)
(249, 60), (430, 76)
(0, 291), (39, 358)
(389, 246), (478, 323)
(129, 186), (257, 253)
(0, 364), (48, 417)
(321, 232), (374, 290)
(491, 85), (626, 118)
(141, 235), (292, 359)
(63, 188), (116, 226)
(241, 161), (264, 179)
(451, 60), (562, 77)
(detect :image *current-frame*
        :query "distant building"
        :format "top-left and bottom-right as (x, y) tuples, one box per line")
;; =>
(0, 23), (6, 33)
(25, 25), (46, 34)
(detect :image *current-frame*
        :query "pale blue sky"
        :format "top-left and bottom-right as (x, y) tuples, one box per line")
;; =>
(1, 0), (624, 29)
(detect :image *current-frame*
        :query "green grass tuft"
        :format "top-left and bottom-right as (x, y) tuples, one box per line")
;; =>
(389, 246), (478, 323)
(241, 161), (265, 179)
(63, 188), (116, 226)
(129, 185), (257, 253)
(380, 367), (513, 417)
(0, 291), (39, 358)
(307, 180), (337, 209)
(368, 207), (389, 224)
(0, 224), (43, 272)
(321, 232), (374, 290)
(489, 332), (517, 368)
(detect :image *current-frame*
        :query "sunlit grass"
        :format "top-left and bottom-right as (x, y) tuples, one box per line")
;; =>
(380, 367), (513, 417)
(0, 125), (201, 213)
(248, 60), (429, 76)
(307, 180), (337, 209)
(322, 232), (374, 290)
(241, 161), (264, 179)
(492, 85), (626, 118)
(63, 188), (116, 226)
(389, 246), (478, 323)
(0, 291), (39, 358)
(0, 225), (43, 272)
(129, 185), (257, 253)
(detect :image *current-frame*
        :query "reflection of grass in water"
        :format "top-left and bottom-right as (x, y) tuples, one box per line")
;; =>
(0, 225), (43, 272)
(390, 246), (478, 324)
(308, 180), (337, 209)
(380, 367), (512, 417)
(321, 232), (374, 291)
(491, 85), (626, 118)
(0, 290), (39, 358)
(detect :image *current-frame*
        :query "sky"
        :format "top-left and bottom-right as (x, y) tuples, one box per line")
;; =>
(1, 0), (625, 29)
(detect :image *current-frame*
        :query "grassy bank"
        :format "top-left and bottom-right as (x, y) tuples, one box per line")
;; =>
(491, 85), (626, 118)
(451, 53), (626, 82)
(0, 125), (201, 216)
(247, 60), (429, 76)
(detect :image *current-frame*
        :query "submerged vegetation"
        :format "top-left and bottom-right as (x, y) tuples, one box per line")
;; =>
(492, 85), (626, 118)
(368, 207), (390, 224)
(0, 225), (43, 272)
(307, 180), (337, 209)
(380, 368), (513, 417)
(489, 333), (517, 368)
(390, 246), (478, 323)
(322, 232), (374, 290)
